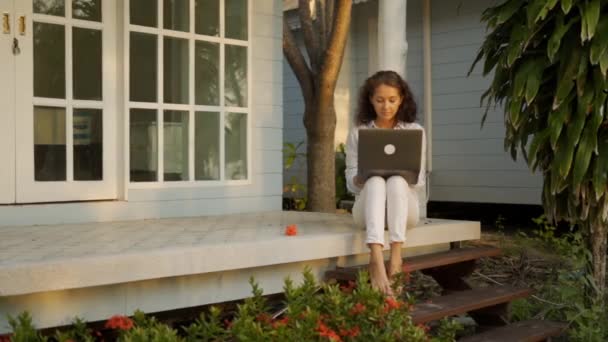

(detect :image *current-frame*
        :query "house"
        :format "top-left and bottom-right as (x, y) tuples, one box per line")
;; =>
(283, 0), (544, 212)
(0, 0), (479, 334)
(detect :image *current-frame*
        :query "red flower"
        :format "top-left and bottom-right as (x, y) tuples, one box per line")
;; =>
(317, 320), (342, 341)
(383, 297), (402, 313)
(104, 315), (134, 331)
(340, 280), (356, 293)
(417, 323), (431, 332)
(349, 302), (366, 315)
(272, 316), (290, 328)
(224, 319), (233, 329)
(256, 313), (272, 325)
(0, 335), (12, 342)
(285, 224), (298, 236)
(339, 326), (361, 338)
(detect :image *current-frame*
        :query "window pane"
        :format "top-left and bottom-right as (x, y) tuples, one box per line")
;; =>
(195, 41), (219, 105)
(34, 22), (65, 99)
(130, 32), (157, 102)
(73, 27), (102, 100)
(34, 106), (66, 181)
(225, 113), (247, 180)
(74, 109), (103, 181)
(130, 0), (157, 27)
(130, 109), (158, 182)
(225, 0), (247, 40)
(195, 0), (219, 36)
(195, 112), (220, 180)
(164, 0), (189, 32)
(225, 45), (247, 107)
(34, 0), (65, 17)
(164, 37), (189, 104)
(164, 110), (189, 181)
(73, 0), (102, 21)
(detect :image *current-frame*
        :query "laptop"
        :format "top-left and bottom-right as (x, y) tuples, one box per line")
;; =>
(358, 128), (423, 185)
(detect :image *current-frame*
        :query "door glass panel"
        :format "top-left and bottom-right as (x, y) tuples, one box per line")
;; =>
(73, 0), (102, 22)
(34, 107), (66, 181)
(73, 109), (103, 180)
(195, 0), (219, 36)
(225, 0), (247, 40)
(130, 32), (157, 102)
(130, 0), (157, 27)
(195, 41), (219, 105)
(164, 36), (189, 104)
(195, 112), (220, 180)
(164, 0), (189, 32)
(73, 27), (102, 100)
(130, 109), (158, 182)
(34, 22), (65, 99)
(34, 0), (65, 17)
(225, 112), (246, 180)
(164, 110), (189, 181)
(225, 45), (247, 107)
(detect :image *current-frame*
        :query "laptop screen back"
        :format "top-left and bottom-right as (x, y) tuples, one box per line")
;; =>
(358, 129), (423, 184)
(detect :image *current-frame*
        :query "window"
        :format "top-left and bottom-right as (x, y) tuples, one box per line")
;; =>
(128, 0), (249, 184)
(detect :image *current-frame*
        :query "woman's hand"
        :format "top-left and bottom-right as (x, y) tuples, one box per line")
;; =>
(354, 174), (365, 187)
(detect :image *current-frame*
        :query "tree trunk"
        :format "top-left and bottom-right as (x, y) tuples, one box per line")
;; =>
(590, 222), (607, 300)
(305, 100), (337, 212)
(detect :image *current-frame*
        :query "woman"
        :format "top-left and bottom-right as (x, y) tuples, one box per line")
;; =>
(345, 70), (426, 296)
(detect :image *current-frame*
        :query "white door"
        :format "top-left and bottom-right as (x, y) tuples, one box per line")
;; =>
(0, 0), (15, 203)
(14, 0), (117, 203)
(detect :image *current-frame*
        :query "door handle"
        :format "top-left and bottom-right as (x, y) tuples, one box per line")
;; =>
(18, 15), (25, 35)
(2, 13), (9, 34)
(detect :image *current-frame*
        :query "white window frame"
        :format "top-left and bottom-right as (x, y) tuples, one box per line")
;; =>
(124, 0), (252, 190)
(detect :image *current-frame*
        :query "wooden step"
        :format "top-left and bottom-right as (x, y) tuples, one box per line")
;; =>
(411, 286), (531, 325)
(458, 319), (567, 342)
(326, 246), (501, 282)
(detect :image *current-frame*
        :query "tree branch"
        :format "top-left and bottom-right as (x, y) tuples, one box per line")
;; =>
(283, 17), (315, 103)
(319, 0), (352, 92)
(317, 0), (327, 51)
(299, 0), (321, 73)
(325, 0), (335, 44)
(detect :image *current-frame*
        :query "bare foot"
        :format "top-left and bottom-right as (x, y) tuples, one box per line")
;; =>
(368, 244), (393, 296)
(369, 261), (393, 296)
(387, 258), (403, 279)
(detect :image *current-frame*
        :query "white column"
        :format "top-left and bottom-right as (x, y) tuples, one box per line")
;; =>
(377, 0), (407, 77)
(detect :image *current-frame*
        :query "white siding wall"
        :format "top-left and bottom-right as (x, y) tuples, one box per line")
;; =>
(428, 0), (542, 204)
(0, 0), (284, 227)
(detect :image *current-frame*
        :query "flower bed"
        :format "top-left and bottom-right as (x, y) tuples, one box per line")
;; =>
(4, 270), (461, 341)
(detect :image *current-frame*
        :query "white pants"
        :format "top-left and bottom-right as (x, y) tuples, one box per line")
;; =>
(352, 176), (420, 246)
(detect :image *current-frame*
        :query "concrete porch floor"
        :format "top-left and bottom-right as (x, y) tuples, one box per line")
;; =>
(0, 211), (480, 332)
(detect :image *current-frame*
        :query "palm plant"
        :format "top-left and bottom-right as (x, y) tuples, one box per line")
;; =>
(471, 0), (608, 298)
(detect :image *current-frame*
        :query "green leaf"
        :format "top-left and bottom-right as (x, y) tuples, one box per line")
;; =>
(507, 24), (527, 66)
(509, 98), (524, 129)
(576, 49), (589, 97)
(548, 104), (571, 150)
(547, 14), (577, 62)
(579, 4), (588, 41)
(572, 115), (601, 187)
(525, 58), (545, 103)
(553, 44), (581, 109)
(528, 128), (550, 170)
(527, 0), (546, 26)
(561, 0), (574, 14)
(601, 52), (608, 75)
(555, 104), (586, 178)
(584, 0), (601, 40)
(593, 135), (608, 200)
(537, 0), (560, 23)
(590, 16), (608, 64)
(497, 0), (523, 25)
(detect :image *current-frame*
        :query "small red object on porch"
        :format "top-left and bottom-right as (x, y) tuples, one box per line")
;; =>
(285, 224), (298, 236)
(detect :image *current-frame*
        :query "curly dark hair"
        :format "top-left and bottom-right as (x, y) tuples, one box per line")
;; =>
(356, 70), (417, 125)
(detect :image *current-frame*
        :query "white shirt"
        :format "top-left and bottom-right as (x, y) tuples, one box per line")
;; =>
(345, 120), (426, 195)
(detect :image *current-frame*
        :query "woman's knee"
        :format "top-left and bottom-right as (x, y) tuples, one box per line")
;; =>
(364, 176), (386, 190)
(386, 175), (409, 188)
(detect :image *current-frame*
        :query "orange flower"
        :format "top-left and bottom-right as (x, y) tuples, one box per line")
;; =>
(349, 302), (366, 315)
(317, 320), (342, 341)
(339, 326), (360, 338)
(272, 316), (290, 328)
(383, 297), (402, 313)
(340, 280), (356, 293)
(104, 315), (134, 331)
(256, 313), (272, 325)
(285, 224), (298, 236)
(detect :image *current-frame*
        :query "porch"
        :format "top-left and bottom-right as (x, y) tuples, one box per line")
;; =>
(0, 211), (479, 333)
